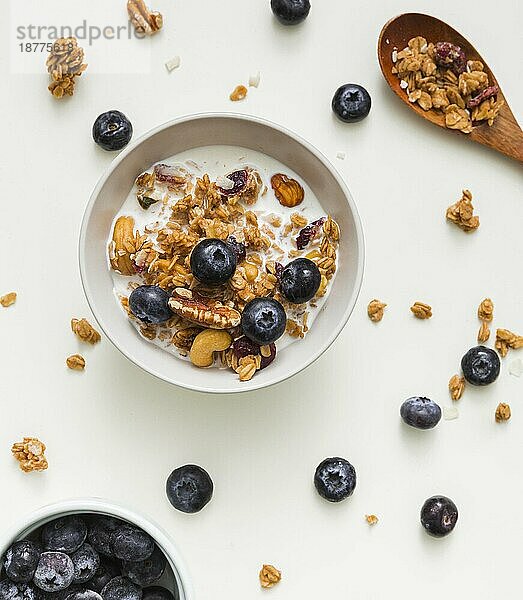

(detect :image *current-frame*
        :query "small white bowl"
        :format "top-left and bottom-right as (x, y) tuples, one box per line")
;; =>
(0, 498), (193, 600)
(79, 113), (365, 393)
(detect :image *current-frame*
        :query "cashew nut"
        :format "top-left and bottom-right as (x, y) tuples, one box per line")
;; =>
(189, 329), (232, 368)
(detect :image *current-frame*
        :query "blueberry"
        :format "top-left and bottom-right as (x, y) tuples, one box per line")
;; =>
(110, 525), (154, 562)
(332, 84), (372, 123)
(190, 239), (237, 286)
(101, 578), (142, 600)
(270, 0), (310, 25)
(314, 457), (356, 502)
(70, 545), (100, 584)
(280, 258), (321, 304)
(0, 582), (38, 600)
(142, 588), (176, 600)
(121, 547), (166, 587)
(87, 517), (120, 558)
(400, 397), (441, 430)
(166, 465), (214, 514)
(420, 496), (458, 537)
(65, 590), (103, 600)
(41, 517), (87, 554)
(85, 558), (120, 594)
(92, 111), (133, 152)
(461, 345), (500, 386)
(241, 298), (287, 345)
(4, 541), (41, 583)
(129, 286), (172, 325)
(33, 553), (74, 593)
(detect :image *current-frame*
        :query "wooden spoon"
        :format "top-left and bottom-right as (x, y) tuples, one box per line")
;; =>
(378, 13), (523, 162)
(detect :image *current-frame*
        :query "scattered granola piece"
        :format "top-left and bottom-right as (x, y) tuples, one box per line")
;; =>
(165, 56), (181, 72)
(46, 38), (87, 98)
(448, 374), (465, 401)
(443, 405), (459, 420)
(509, 358), (523, 378)
(259, 564), (281, 589)
(446, 189), (479, 232)
(410, 302), (432, 319)
(478, 298), (494, 322)
(495, 403), (511, 423)
(0, 292), (17, 308)
(229, 85), (248, 102)
(477, 321), (490, 343)
(365, 514), (379, 525)
(71, 318), (101, 344)
(66, 354), (86, 371)
(367, 299), (387, 322)
(249, 72), (261, 88)
(127, 0), (163, 34)
(11, 438), (48, 473)
(495, 328), (523, 358)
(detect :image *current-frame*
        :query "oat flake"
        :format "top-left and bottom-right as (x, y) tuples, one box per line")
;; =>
(443, 406), (459, 420)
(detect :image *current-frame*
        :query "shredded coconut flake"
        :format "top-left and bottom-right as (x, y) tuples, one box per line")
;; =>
(392, 49), (398, 63)
(509, 358), (523, 378)
(165, 56), (181, 72)
(400, 80), (408, 89)
(215, 175), (235, 190)
(336, 151), (346, 160)
(249, 71), (261, 88)
(443, 406), (459, 420)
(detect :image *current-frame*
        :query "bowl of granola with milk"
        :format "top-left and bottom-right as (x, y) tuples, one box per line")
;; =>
(80, 113), (364, 393)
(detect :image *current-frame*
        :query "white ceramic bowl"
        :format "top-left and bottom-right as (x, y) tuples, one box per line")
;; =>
(0, 499), (193, 600)
(79, 113), (364, 393)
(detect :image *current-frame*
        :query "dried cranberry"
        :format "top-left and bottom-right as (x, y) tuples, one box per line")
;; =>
(217, 170), (248, 196)
(274, 262), (284, 282)
(434, 41), (466, 74)
(468, 85), (499, 109)
(231, 336), (276, 370)
(227, 236), (247, 263)
(296, 217), (326, 250)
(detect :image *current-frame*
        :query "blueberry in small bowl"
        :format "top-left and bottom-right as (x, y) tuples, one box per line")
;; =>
(461, 345), (500, 385)
(332, 84), (372, 123)
(400, 397), (441, 430)
(93, 111), (133, 152)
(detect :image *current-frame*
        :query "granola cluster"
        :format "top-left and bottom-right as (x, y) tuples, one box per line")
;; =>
(0, 292), (17, 308)
(259, 564), (281, 588)
(392, 36), (503, 133)
(46, 38), (87, 98)
(446, 189), (479, 232)
(12, 438), (48, 473)
(110, 164), (340, 381)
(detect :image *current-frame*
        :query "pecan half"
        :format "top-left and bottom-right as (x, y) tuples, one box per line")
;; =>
(127, 0), (163, 35)
(168, 289), (241, 329)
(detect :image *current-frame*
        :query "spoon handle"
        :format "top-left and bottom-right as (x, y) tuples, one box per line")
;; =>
(469, 104), (523, 163)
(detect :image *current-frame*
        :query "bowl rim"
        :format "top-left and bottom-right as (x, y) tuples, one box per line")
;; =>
(79, 111), (365, 394)
(0, 498), (194, 600)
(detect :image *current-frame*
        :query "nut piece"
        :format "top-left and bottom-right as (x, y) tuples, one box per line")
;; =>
(189, 329), (232, 368)
(478, 298), (494, 322)
(495, 328), (523, 358)
(477, 321), (490, 343)
(169, 289), (241, 329)
(71, 318), (101, 344)
(365, 514), (379, 525)
(367, 299), (387, 322)
(66, 354), (86, 371)
(110, 216), (138, 276)
(270, 174), (305, 208)
(410, 301), (432, 319)
(229, 85), (248, 102)
(495, 403), (511, 423)
(259, 564), (281, 589)
(0, 292), (17, 307)
(12, 438), (48, 473)
(446, 189), (479, 232)
(448, 374), (465, 401)
(127, 0), (163, 34)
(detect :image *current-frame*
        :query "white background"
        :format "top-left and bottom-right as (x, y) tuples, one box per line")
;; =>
(1, 0), (523, 598)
